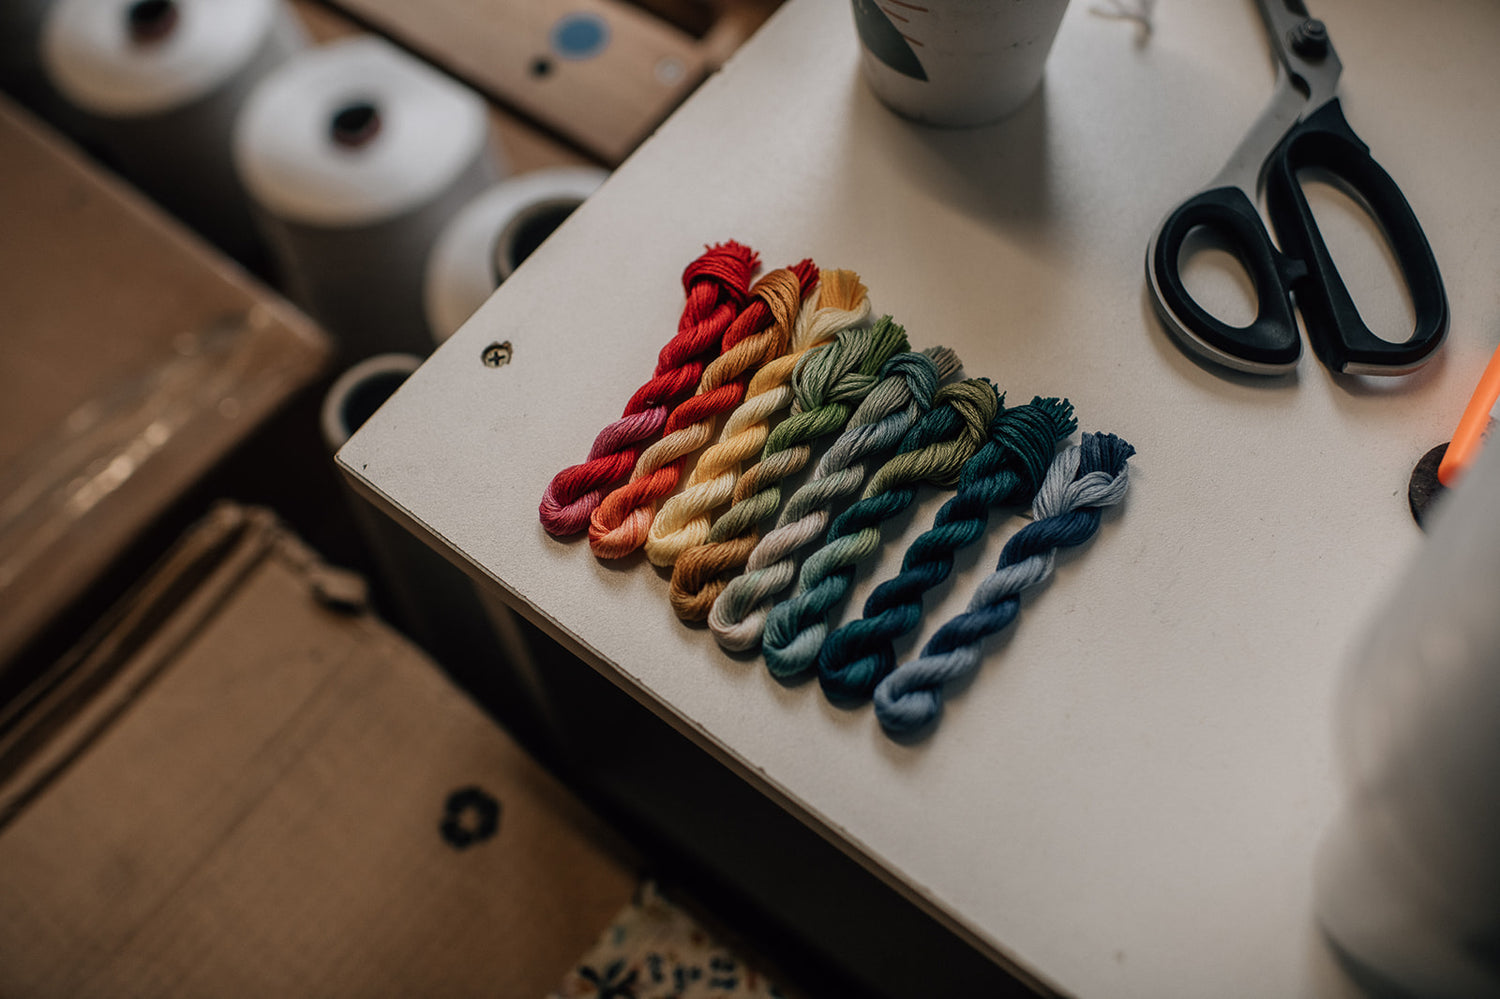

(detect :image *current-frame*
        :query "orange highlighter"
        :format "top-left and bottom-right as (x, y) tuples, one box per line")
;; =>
(1438, 344), (1500, 487)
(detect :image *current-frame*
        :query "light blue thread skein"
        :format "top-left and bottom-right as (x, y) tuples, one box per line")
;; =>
(873, 432), (1135, 738)
(815, 397), (1076, 702)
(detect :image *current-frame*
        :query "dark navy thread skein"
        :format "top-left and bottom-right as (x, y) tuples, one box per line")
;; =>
(816, 398), (1076, 702)
(873, 432), (1135, 737)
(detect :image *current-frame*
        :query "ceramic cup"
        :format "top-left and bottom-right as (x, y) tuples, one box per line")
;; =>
(851, 0), (1070, 126)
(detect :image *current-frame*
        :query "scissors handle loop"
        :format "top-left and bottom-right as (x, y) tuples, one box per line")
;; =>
(1149, 186), (1306, 373)
(1264, 98), (1448, 374)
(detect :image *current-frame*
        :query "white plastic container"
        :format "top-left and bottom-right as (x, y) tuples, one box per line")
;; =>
(849, 0), (1070, 126)
(1316, 437), (1500, 997)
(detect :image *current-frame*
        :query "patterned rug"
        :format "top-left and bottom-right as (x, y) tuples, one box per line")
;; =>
(550, 883), (791, 999)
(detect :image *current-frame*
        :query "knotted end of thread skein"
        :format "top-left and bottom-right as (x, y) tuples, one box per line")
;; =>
(682, 240), (760, 293)
(872, 346), (960, 416)
(790, 269), (870, 353)
(978, 397), (1076, 496)
(862, 379), (999, 499)
(539, 240), (758, 536)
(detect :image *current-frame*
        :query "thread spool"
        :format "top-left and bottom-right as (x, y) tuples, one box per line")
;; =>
(320, 353), (421, 453)
(235, 36), (500, 360)
(39, 0), (306, 266)
(126, 0), (178, 44)
(423, 168), (607, 343)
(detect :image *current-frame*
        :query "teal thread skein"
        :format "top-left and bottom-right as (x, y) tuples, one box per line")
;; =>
(816, 397), (1076, 702)
(707, 344), (962, 651)
(873, 432), (1135, 738)
(760, 378), (1000, 682)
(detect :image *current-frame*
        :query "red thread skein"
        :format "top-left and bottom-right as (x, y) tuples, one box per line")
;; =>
(588, 259), (819, 559)
(539, 241), (759, 536)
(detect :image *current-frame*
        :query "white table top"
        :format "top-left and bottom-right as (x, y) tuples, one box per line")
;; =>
(339, 1), (1500, 995)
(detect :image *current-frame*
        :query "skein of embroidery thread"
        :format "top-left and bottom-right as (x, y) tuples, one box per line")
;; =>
(873, 432), (1135, 737)
(818, 397), (1075, 700)
(668, 316), (909, 621)
(762, 378), (1000, 683)
(40, 0), (306, 267)
(539, 241), (759, 537)
(709, 344), (962, 651)
(423, 167), (608, 344)
(588, 261), (817, 559)
(234, 36), (499, 360)
(646, 269), (871, 569)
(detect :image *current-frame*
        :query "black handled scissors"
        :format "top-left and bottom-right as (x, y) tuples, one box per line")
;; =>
(1146, 0), (1448, 377)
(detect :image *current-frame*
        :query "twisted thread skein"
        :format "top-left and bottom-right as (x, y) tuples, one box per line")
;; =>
(645, 270), (870, 567)
(538, 241), (759, 536)
(708, 344), (963, 651)
(588, 261), (817, 559)
(873, 432), (1135, 737)
(816, 397), (1077, 701)
(667, 317), (910, 620)
(760, 378), (1000, 681)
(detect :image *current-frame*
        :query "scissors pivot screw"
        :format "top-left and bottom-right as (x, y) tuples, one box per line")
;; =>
(1288, 18), (1329, 58)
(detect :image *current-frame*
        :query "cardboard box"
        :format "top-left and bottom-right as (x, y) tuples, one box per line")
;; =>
(0, 96), (330, 669)
(319, 0), (781, 165)
(0, 503), (640, 997)
(328, 0), (706, 164)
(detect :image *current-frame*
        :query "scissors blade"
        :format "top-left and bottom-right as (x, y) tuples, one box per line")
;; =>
(1207, 72), (1304, 192)
(1205, 0), (1344, 193)
(1254, 0), (1342, 110)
